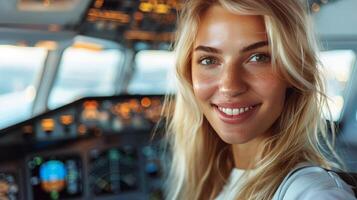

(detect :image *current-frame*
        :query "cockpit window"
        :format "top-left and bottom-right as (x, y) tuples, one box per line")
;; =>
(0, 45), (47, 129)
(127, 50), (176, 94)
(48, 47), (124, 109)
(320, 50), (356, 121)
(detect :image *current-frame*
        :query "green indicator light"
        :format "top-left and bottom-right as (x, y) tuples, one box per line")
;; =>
(50, 191), (59, 200)
(109, 149), (120, 160)
(34, 156), (43, 166)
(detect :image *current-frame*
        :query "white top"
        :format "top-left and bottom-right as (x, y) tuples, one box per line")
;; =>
(215, 165), (356, 200)
(215, 168), (246, 200)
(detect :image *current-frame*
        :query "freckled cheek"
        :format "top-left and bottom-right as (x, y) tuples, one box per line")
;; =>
(191, 72), (218, 102)
(251, 73), (287, 102)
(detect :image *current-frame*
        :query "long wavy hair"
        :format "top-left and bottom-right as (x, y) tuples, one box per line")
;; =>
(163, 0), (343, 199)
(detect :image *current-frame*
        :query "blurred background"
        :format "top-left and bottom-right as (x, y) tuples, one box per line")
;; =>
(0, 0), (356, 199)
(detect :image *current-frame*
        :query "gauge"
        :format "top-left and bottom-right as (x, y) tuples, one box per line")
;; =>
(0, 172), (19, 200)
(28, 155), (82, 200)
(89, 145), (139, 195)
(142, 143), (166, 200)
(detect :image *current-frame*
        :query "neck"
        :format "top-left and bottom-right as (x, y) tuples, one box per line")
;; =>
(232, 137), (265, 169)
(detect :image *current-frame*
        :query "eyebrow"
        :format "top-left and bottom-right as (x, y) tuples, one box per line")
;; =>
(194, 40), (269, 54)
(241, 41), (269, 52)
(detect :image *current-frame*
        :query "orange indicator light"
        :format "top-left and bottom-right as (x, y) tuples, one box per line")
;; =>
(141, 97), (151, 108)
(41, 119), (55, 132)
(60, 115), (73, 125)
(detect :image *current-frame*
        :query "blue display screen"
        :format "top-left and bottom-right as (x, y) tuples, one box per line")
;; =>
(28, 155), (82, 200)
(40, 160), (67, 183)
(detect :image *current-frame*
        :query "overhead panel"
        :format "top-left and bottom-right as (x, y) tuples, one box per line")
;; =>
(80, 0), (182, 50)
(0, 0), (92, 28)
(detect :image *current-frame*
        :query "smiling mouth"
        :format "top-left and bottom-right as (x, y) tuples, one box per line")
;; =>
(212, 103), (260, 123)
(212, 103), (260, 116)
(217, 106), (254, 116)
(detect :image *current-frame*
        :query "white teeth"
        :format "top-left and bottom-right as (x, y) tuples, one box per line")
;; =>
(233, 108), (239, 115)
(225, 108), (233, 115)
(218, 106), (254, 116)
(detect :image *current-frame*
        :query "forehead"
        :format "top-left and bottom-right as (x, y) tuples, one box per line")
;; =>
(195, 5), (267, 47)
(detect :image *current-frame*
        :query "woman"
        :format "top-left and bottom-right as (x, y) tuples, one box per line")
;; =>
(163, 0), (356, 199)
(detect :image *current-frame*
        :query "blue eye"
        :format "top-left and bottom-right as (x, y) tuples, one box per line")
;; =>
(199, 57), (219, 66)
(248, 53), (271, 63)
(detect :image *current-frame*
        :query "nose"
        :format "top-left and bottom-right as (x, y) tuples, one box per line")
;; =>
(219, 63), (247, 97)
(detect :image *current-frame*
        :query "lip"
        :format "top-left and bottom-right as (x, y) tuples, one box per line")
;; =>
(214, 102), (259, 109)
(213, 104), (260, 124)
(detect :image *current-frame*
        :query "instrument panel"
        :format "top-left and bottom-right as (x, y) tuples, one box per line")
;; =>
(28, 154), (83, 200)
(0, 172), (19, 200)
(0, 95), (168, 200)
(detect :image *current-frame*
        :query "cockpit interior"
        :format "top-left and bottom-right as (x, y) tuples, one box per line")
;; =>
(0, 0), (356, 199)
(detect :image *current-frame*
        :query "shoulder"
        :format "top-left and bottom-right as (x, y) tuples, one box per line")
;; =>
(274, 165), (356, 200)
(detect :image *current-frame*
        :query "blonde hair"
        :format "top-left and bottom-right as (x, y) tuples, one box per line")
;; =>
(164, 0), (342, 199)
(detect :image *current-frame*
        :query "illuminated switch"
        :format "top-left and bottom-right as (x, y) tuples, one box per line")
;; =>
(145, 161), (160, 177)
(139, 2), (153, 12)
(141, 97), (151, 108)
(77, 124), (87, 136)
(61, 115), (74, 133)
(41, 119), (55, 133)
(60, 115), (73, 126)
(22, 125), (34, 139)
(154, 4), (170, 14)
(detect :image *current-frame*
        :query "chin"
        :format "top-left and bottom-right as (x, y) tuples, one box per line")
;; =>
(218, 132), (253, 144)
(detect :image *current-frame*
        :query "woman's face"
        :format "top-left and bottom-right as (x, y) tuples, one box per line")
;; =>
(191, 5), (288, 144)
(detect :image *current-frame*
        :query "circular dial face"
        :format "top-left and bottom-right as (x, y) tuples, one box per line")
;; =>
(28, 155), (82, 200)
(39, 160), (67, 193)
(0, 172), (19, 200)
